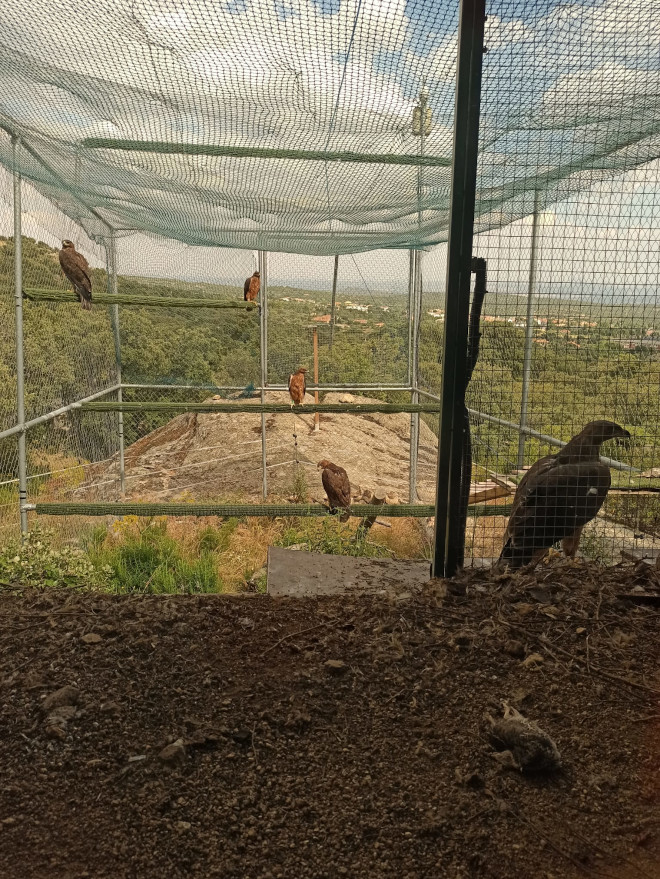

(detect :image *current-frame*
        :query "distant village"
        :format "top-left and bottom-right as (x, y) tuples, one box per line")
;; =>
(280, 292), (659, 352)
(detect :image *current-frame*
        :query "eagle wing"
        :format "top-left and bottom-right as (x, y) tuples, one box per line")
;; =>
(322, 466), (351, 519)
(248, 276), (260, 301)
(243, 277), (251, 300)
(59, 249), (92, 308)
(501, 461), (611, 568)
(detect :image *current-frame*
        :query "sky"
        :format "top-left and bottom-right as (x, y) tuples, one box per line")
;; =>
(0, 0), (659, 284)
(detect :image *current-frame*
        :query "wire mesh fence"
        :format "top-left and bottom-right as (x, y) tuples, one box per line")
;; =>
(0, 0), (659, 578)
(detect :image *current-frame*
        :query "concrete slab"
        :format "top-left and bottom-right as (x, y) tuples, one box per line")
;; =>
(267, 546), (431, 598)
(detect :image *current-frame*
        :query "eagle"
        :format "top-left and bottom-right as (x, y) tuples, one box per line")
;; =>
(499, 420), (630, 569)
(318, 460), (351, 522)
(244, 271), (260, 302)
(288, 366), (308, 407)
(58, 240), (92, 310)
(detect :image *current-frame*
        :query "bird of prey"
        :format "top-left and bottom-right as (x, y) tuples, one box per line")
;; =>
(288, 366), (308, 407)
(244, 271), (260, 302)
(499, 420), (630, 569)
(318, 460), (351, 522)
(58, 240), (92, 310)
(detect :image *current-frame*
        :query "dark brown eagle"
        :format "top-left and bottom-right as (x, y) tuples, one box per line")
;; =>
(58, 240), (92, 310)
(244, 271), (260, 302)
(318, 460), (351, 521)
(499, 420), (630, 569)
(288, 366), (308, 407)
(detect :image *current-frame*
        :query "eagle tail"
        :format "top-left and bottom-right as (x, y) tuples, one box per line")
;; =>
(81, 297), (92, 311)
(497, 538), (531, 570)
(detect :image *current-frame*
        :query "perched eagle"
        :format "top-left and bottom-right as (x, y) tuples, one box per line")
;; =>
(58, 240), (92, 310)
(499, 420), (630, 569)
(244, 271), (260, 302)
(288, 366), (308, 407)
(318, 460), (351, 521)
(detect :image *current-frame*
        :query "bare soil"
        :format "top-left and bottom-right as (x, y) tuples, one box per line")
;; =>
(1, 561), (659, 879)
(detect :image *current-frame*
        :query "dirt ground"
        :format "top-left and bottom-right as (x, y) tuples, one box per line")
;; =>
(1, 562), (659, 879)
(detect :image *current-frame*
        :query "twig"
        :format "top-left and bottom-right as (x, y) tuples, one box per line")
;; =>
(631, 714), (660, 723)
(260, 621), (329, 657)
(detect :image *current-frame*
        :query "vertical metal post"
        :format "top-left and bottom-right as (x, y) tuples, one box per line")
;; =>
(12, 136), (28, 537)
(409, 251), (422, 502)
(108, 232), (126, 494)
(259, 250), (268, 499)
(517, 189), (541, 470)
(406, 249), (415, 386)
(432, 0), (486, 578)
(330, 255), (339, 352)
(312, 326), (320, 432)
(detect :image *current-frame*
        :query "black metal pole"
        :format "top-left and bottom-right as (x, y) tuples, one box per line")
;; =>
(432, 0), (487, 578)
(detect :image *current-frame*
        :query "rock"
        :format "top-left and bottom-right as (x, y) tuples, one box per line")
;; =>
(100, 701), (121, 716)
(42, 685), (80, 712)
(522, 653), (544, 667)
(231, 729), (253, 746)
(503, 639), (525, 658)
(81, 633), (102, 644)
(176, 821), (192, 831)
(487, 702), (561, 773)
(158, 739), (186, 766)
(324, 659), (348, 675)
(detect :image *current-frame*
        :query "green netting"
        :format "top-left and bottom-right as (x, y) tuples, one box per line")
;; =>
(23, 288), (257, 309)
(81, 401), (442, 413)
(1, 1), (658, 254)
(35, 502), (512, 518)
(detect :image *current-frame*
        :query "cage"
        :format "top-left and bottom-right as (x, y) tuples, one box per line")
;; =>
(0, 0), (658, 578)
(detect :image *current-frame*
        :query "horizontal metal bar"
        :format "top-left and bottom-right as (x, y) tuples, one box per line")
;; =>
(81, 401), (442, 414)
(34, 501), (512, 518)
(0, 384), (121, 441)
(416, 389), (638, 473)
(121, 383), (413, 393)
(24, 288), (256, 310)
(82, 138), (452, 168)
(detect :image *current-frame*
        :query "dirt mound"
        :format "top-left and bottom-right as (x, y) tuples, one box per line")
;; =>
(76, 392), (439, 503)
(0, 562), (658, 878)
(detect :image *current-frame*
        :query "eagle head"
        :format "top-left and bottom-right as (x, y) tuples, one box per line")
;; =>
(317, 460), (332, 471)
(61, 240), (74, 249)
(585, 420), (631, 447)
(253, 271), (260, 277)
(297, 366), (308, 374)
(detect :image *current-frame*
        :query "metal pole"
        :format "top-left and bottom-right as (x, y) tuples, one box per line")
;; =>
(330, 255), (339, 352)
(12, 136), (28, 537)
(432, 0), (486, 578)
(517, 189), (541, 470)
(108, 232), (126, 494)
(407, 249), (415, 386)
(409, 251), (422, 502)
(313, 326), (320, 432)
(259, 250), (268, 499)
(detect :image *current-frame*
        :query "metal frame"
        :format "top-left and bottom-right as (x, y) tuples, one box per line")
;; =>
(259, 250), (268, 499)
(107, 232), (126, 494)
(433, 0), (487, 577)
(12, 136), (28, 537)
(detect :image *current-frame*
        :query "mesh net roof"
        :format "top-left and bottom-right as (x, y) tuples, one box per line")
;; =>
(0, 0), (658, 254)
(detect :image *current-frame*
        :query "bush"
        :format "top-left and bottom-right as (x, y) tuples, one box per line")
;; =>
(89, 519), (222, 594)
(0, 525), (108, 590)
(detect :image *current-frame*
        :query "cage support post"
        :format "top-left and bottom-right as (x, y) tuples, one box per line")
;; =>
(517, 189), (541, 470)
(432, 0), (486, 578)
(108, 232), (126, 494)
(409, 251), (422, 502)
(259, 250), (268, 499)
(12, 136), (28, 538)
(330, 255), (339, 352)
(313, 326), (320, 432)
